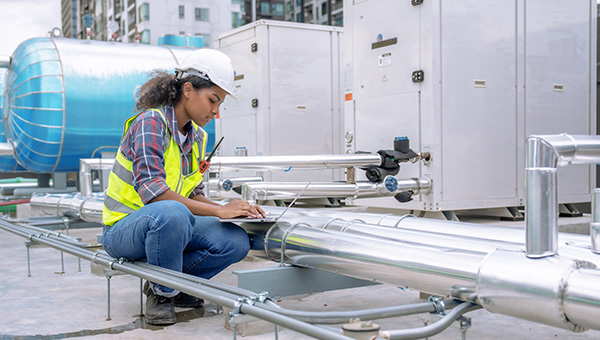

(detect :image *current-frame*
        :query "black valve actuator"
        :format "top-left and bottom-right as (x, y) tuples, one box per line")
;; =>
(361, 136), (419, 183)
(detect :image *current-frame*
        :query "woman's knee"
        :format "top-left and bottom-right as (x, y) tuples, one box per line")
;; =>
(150, 200), (195, 233)
(228, 225), (251, 260)
(188, 218), (250, 261)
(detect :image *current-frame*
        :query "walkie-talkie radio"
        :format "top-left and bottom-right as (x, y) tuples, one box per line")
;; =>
(199, 136), (224, 174)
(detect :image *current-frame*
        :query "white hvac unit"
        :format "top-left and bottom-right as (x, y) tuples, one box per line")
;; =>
(214, 20), (344, 182)
(343, 0), (597, 215)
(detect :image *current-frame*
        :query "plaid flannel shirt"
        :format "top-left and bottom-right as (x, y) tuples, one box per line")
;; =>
(118, 105), (205, 204)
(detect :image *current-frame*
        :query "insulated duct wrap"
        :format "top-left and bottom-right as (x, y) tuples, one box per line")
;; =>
(563, 268), (600, 331)
(525, 134), (600, 257)
(249, 221), (482, 297)
(26, 190), (600, 333)
(477, 249), (597, 332)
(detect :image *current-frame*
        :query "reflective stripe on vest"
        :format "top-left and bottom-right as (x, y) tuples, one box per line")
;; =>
(102, 108), (208, 226)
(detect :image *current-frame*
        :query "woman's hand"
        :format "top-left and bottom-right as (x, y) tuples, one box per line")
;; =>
(217, 200), (266, 219)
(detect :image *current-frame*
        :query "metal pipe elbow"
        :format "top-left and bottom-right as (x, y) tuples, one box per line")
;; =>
(526, 133), (600, 168)
(525, 135), (563, 169)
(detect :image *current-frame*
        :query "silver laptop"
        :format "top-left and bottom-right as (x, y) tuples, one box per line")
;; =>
(219, 182), (310, 223)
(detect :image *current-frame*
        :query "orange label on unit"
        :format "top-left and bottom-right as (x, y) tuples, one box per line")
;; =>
(345, 93), (353, 101)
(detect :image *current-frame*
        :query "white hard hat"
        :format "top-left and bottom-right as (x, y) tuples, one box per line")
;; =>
(175, 48), (236, 99)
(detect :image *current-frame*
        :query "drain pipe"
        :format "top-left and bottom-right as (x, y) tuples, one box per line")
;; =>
(525, 134), (600, 258)
(376, 302), (481, 340)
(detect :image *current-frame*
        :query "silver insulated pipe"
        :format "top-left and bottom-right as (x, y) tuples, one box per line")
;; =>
(26, 189), (600, 333)
(240, 176), (431, 202)
(79, 158), (115, 197)
(243, 219), (483, 298)
(241, 215), (600, 332)
(79, 154), (383, 172)
(525, 134), (600, 258)
(210, 154), (382, 171)
(24, 134), (600, 335)
(29, 192), (104, 222)
(477, 249), (600, 332)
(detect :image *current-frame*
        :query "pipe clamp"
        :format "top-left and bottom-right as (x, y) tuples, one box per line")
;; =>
(230, 297), (244, 319)
(428, 296), (446, 315)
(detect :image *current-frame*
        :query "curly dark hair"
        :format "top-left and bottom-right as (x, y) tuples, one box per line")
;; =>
(135, 70), (215, 111)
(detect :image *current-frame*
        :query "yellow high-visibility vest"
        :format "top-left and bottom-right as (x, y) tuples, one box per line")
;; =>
(102, 108), (207, 226)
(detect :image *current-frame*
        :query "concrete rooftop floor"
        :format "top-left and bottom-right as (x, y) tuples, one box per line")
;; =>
(1, 209), (600, 340)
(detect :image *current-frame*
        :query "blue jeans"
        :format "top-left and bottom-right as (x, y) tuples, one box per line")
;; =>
(102, 200), (250, 297)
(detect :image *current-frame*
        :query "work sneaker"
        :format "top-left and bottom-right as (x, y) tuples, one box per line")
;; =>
(143, 281), (203, 308)
(173, 292), (204, 308)
(145, 293), (176, 325)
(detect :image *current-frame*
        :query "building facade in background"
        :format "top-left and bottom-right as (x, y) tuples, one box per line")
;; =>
(60, 0), (109, 41)
(284, 0), (343, 26)
(61, 0), (79, 38)
(238, 1), (343, 27)
(60, 0), (343, 46)
(239, 0), (285, 23)
(61, 0), (243, 46)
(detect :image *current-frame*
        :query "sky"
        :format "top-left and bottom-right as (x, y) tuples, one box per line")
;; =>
(0, 0), (61, 57)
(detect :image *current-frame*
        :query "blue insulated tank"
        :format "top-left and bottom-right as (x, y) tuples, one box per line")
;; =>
(0, 65), (26, 172)
(2, 37), (204, 173)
